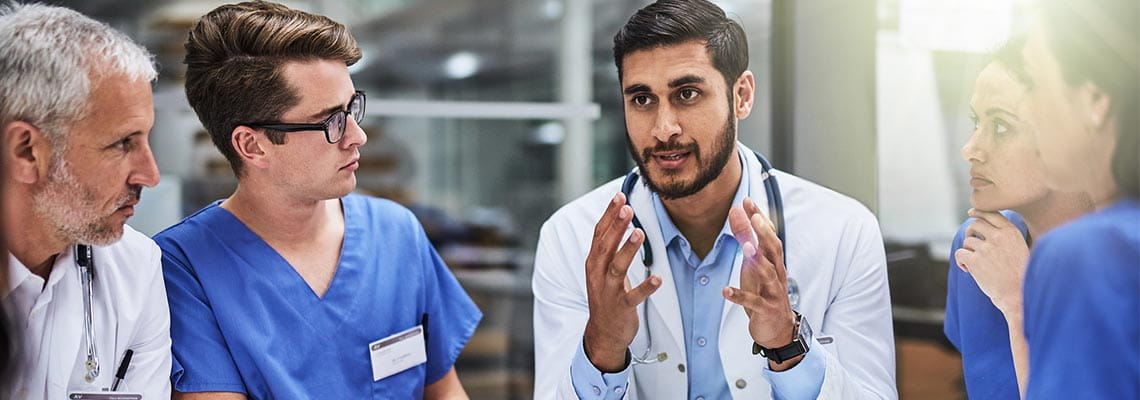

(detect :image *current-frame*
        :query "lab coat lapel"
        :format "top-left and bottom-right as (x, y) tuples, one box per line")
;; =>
(626, 176), (686, 360)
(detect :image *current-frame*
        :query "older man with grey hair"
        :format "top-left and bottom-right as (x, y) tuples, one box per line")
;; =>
(0, 3), (169, 398)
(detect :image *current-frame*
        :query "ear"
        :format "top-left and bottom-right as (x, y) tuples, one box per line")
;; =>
(230, 126), (270, 171)
(733, 70), (756, 120)
(1080, 81), (1113, 133)
(2, 121), (52, 185)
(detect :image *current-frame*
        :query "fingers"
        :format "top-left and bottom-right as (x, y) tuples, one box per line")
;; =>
(964, 219), (997, 241)
(740, 240), (780, 296)
(954, 248), (973, 272)
(722, 285), (764, 312)
(601, 205), (635, 252)
(609, 229), (645, 277)
(623, 275), (662, 307)
(743, 196), (765, 219)
(739, 242), (763, 293)
(729, 206), (758, 250)
(962, 236), (984, 252)
(590, 193), (625, 250)
(968, 208), (1016, 231)
(588, 193), (634, 273)
(751, 213), (787, 284)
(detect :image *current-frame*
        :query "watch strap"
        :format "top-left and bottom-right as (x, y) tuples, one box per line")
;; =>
(751, 312), (810, 363)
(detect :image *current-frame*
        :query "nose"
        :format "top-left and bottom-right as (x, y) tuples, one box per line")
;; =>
(130, 140), (161, 188)
(961, 129), (986, 164)
(650, 104), (682, 143)
(341, 116), (368, 149)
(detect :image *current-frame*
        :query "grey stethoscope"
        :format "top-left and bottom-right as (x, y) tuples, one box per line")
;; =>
(620, 150), (799, 365)
(76, 244), (100, 382)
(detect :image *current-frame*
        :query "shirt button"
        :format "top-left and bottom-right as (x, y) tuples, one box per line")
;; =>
(697, 336), (707, 347)
(735, 378), (748, 389)
(592, 386), (601, 396)
(696, 396), (705, 400)
(699, 275), (709, 285)
(615, 386), (625, 394)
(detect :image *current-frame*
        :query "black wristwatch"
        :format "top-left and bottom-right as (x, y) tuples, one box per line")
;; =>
(752, 311), (811, 364)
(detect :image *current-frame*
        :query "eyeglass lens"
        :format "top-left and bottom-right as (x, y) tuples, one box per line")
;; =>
(329, 93), (365, 143)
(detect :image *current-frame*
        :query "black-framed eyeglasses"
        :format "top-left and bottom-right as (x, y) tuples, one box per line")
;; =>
(245, 91), (366, 144)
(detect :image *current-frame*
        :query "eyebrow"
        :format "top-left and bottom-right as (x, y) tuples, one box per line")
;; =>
(623, 83), (650, 95)
(986, 107), (1020, 120)
(668, 75), (705, 88)
(308, 103), (345, 121)
(622, 75), (709, 95)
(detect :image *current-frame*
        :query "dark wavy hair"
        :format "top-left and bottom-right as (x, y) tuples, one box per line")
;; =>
(612, 0), (748, 88)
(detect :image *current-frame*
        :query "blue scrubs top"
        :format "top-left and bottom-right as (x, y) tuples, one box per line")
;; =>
(1023, 198), (1139, 399)
(155, 193), (482, 399)
(944, 210), (1027, 400)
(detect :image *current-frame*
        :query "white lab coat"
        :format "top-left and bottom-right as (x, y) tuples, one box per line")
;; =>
(2, 225), (172, 399)
(533, 144), (896, 399)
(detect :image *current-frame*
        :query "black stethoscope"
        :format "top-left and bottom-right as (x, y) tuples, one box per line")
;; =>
(620, 150), (797, 365)
(76, 244), (100, 383)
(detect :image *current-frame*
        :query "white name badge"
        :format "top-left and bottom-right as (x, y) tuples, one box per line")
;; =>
(68, 392), (143, 400)
(369, 325), (427, 381)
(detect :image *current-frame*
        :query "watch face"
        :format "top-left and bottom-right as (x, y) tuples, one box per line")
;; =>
(798, 313), (813, 340)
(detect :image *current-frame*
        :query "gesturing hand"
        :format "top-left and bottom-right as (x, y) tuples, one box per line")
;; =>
(724, 197), (799, 369)
(954, 209), (1029, 315)
(582, 192), (662, 372)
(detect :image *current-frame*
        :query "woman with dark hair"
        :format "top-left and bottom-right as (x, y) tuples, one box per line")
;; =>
(1016, 0), (1139, 397)
(945, 37), (1092, 399)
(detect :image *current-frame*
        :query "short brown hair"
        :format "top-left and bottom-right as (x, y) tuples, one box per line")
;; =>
(183, 1), (361, 177)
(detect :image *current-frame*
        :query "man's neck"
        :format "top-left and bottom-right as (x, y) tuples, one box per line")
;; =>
(220, 183), (341, 248)
(660, 150), (743, 259)
(3, 190), (68, 281)
(1015, 191), (1094, 243)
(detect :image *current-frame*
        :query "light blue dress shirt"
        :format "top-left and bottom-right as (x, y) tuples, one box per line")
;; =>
(570, 155), (825, 399)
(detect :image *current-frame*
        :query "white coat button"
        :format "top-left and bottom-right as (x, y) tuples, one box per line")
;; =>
(736, 378), (747, 389)
(678, 363), (686, 373)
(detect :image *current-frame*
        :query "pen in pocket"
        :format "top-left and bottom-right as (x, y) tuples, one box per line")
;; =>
(110, 349), (133, 391)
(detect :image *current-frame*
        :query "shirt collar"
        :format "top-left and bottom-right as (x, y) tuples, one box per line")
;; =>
(651, 145), (752, 249)
(3, 252), (28, 299)
(3, 247), (74, 299)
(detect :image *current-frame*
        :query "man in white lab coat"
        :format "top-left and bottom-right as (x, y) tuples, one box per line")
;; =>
(0, 3), (170, 399)
(532, 1), (896, 399)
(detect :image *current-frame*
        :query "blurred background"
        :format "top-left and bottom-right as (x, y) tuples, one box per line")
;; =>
(44, 0), (1035, 398)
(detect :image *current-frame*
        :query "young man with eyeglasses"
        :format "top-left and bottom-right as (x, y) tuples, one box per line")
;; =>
(153, 2), (480, 399)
